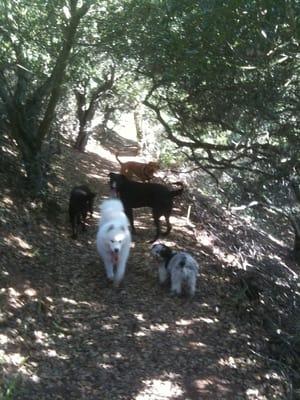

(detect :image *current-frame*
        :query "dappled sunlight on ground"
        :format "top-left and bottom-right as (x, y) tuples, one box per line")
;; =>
(136, 375), (183, 400)
(0, 134), (299, 399)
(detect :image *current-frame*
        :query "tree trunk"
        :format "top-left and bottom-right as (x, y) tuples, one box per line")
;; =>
(73, 68), (116, 152)
(23, 152), (44, 194)
(134, 107), (146, 153)
(74, 126), (90, 152)
(73, 103), (94, 152)
(134, 108), (143, 142)
(0, 2), (91, 197)
(16, 135), (44, 194)
(291, 216), (300, 263)
(293, 226), (300, 263)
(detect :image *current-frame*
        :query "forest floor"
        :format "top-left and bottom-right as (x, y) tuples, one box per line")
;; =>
(1, 133), (300, 400)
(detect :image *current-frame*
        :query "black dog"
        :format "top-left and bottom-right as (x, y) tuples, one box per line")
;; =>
(69, 185), (96, 239)
(109, 172), (184, 242)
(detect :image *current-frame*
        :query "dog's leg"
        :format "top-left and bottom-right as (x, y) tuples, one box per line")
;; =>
(113, 244), (130, 287)
(163, 212), (172, 236)
(80, 211), (87, 232)
(72, 214), (80, 238)
(114, 258), (127, 287)
(186, 274), (197, 297)
(126, 170), (133, 180)
(150, 211), (161, 243)
(103, 258), (114, 282)
(158, 265), (168, 285)
(70, 215), (76, 238)
(125, 207), (136, 233)
(170, 270), (182, 296)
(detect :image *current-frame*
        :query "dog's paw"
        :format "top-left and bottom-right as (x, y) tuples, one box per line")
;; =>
(105, 277), (114, 286)
(113, 280), (121, 288)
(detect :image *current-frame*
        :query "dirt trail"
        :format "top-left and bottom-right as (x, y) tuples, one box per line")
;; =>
(1, 138), (297, 399)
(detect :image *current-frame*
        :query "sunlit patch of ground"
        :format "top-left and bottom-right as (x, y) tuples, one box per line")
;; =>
(135, 374), (183, 400)
(0, 132), (298, 400)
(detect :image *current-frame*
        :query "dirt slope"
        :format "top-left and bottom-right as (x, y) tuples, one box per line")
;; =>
(0, 137), (299, 400)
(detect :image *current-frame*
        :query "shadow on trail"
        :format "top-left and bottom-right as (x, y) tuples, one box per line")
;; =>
(1, 138), (297, 399)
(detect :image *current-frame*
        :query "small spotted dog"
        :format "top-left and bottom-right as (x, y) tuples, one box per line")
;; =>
(151, 243), (199, 297)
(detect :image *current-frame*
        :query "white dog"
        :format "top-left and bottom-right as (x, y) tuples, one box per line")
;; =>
(96, 198), (131, 286)
(151, 243), (199, 297)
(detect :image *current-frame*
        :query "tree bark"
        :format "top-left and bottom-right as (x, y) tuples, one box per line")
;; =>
(291, 216), (300, 263)
(134, 108), (143, 142)
(0, 2), (90, 195)
(73, 66), (116, 152)
(74, 126), (90, 152)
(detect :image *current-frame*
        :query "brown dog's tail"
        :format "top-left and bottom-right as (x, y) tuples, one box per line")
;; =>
(170, 182), (184, 197)
(115, 152), (122, 165)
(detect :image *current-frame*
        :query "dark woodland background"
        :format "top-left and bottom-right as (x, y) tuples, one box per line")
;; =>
(1, 1), (300, 399)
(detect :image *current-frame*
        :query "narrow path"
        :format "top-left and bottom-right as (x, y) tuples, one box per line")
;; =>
(1, 143), (290, 399)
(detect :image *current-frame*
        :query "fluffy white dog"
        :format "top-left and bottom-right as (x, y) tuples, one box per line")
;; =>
(96, 198), (131, 286)
(151, 243), (199, 297)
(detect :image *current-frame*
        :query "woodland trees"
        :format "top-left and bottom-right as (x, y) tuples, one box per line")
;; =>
(72, 63), (116, 152)
(0, 0), (299, 254)
(0, 0), (92, 193)
(100, 0), (300, 257)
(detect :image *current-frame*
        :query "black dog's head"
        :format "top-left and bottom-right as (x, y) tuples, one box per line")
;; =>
(78, 185), (96, 215)
(108, 172), (127, 191)
(69, 185), (96, 217)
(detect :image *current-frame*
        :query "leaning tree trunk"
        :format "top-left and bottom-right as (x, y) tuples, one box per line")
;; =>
(293, 224), (300, 263)
(74, 125), (90, 152)
(74, 101), (95, 152)
(14, 131), (44, 194)
(134, 107), (145, 153)
(73, 88), (94, 152)
(0, 2), (90, 196)
(134, 108), (143, 142)
(290, 216), (300, 263)
(22, 150), (44, 194)
(294, 233), (300, 261)
(74, 66), (116, 152)
(290, 184), (300, 263)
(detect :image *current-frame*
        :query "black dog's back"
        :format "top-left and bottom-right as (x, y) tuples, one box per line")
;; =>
(109, 173), (183, 241)
(69, 185), (96, 238)
(110, 174), (183, 207)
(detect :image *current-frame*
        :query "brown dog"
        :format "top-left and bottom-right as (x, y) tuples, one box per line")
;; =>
(115, 153), (159, 182)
